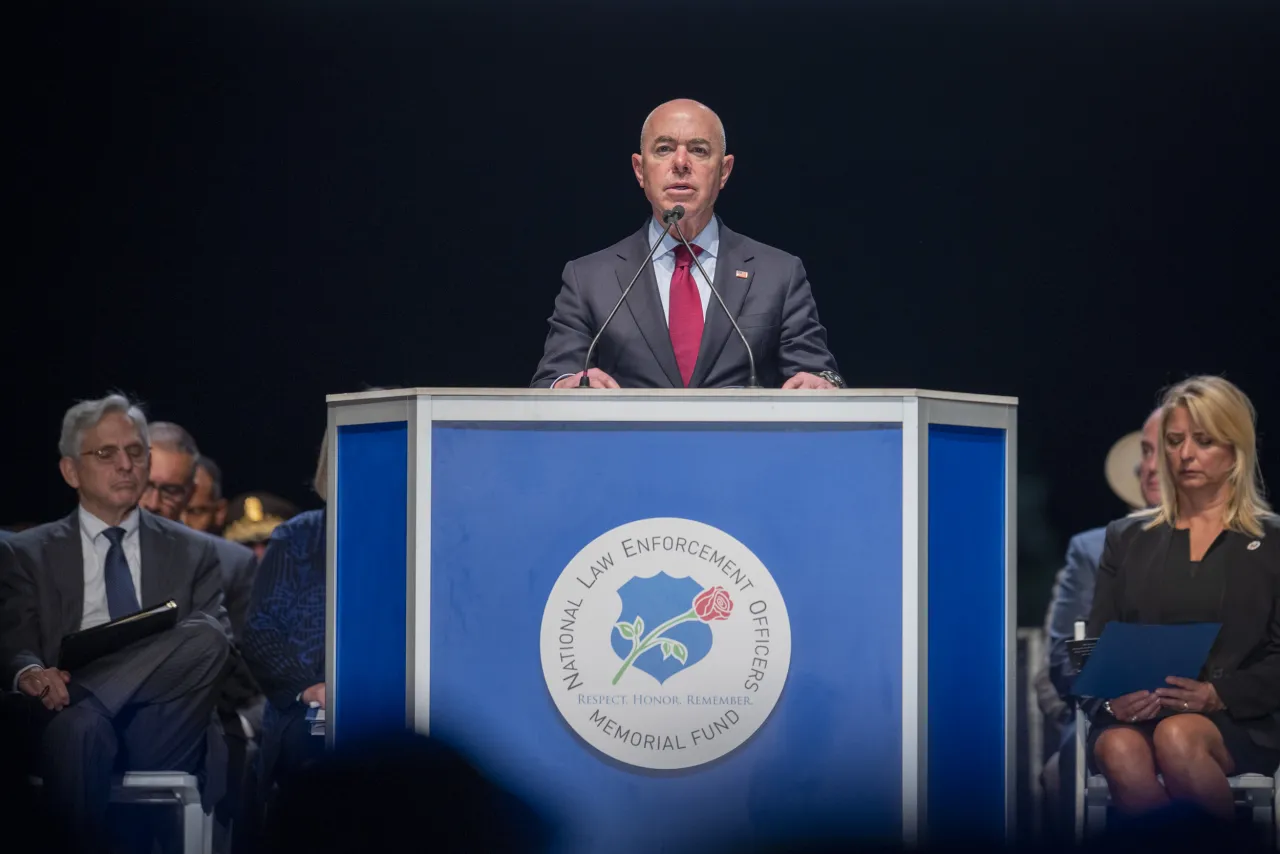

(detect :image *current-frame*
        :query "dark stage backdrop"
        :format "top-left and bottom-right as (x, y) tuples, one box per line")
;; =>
(9, 1), (1279, 623)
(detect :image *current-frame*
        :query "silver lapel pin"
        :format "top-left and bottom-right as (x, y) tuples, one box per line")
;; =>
(1247, 540), (1262, 551)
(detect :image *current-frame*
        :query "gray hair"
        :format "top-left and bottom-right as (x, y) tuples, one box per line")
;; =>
(149, 421), (202, 485)
(58, 394), (150, 458)
(640, 100), (727, 155)
(149, 421), (201, 458)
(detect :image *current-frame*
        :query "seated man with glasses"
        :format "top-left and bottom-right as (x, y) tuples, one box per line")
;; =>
(0, 394), (232, 850)
(182, 456), (229, 536)
(142, 422), (264, 840)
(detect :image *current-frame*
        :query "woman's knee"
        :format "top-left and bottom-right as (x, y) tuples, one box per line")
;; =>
(1094, 728), (1155, 778)
(1153, 716), (1216, 772)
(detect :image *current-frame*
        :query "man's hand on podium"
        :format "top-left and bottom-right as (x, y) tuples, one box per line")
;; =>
(553, 369), (621, 390)
(782, 372), (837, 390)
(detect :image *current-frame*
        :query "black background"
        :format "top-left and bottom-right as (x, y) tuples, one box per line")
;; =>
(9, 0), (1279, 622)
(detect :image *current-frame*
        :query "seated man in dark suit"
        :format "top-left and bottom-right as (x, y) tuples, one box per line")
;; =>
(532, 98), (844, 391)
(141, 422), (262, 729)
(140, 422), (264, 842)
(1039, 406), (1163, 831)
(181, 456), (229, 536)
(242, 435), (330, 803)
(0, 394), (231, 846)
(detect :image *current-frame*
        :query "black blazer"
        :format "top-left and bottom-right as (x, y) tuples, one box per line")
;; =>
(0, 509), (232, 689)
(1087, 512), (1280, 748)
(530, 220), (840, 389)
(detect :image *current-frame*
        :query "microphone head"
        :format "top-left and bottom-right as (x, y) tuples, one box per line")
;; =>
(663, 205), (685, 224)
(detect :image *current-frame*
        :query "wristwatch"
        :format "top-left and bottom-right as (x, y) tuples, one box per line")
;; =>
(1103, 700), (1114, 717)
(815, 370), (846, 389)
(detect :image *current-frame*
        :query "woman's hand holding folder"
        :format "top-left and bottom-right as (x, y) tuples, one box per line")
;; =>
(1154, 676), (1225, 714)
(1107, 689), (1161, 723)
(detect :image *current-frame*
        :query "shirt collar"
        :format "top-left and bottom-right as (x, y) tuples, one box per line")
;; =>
(649, 214), (720, 263)
(79, 505), (141, 540)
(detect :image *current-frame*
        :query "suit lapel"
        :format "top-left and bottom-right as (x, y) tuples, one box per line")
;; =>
(50, 512), (85, 633)
(1214, 530), (1270, 662)
(617, 226), (682, 388)
(689, 223), (755, 389)
(138, 511), (175, 609)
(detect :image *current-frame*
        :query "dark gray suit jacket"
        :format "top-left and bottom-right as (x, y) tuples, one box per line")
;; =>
(1047, 526), (1106, 703)
(202, 534), (261, 708)
(0, 509), (232, 689)
(531, 220), (840, 388)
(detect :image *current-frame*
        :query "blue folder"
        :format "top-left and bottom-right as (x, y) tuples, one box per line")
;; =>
(1072, 621), (1222, 699)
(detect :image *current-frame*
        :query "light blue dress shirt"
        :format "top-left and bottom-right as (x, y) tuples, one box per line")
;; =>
(79, 506), (143, 630)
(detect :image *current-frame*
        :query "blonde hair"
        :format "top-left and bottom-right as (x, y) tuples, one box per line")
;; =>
(313, 430), (330, 503)
(1147, 375), (1271, 536)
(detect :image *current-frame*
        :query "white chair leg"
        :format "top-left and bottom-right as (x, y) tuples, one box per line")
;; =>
(1072, 619), (1088, 845)
(1274, 773), (1279, 851)
(203, 805), (214, 854)
(1073, 718), (1087, 844)
(182, 799), (205, 854)
(1086, 803), (1107, 838)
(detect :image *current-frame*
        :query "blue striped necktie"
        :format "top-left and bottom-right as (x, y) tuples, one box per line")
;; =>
(103, 527), (140, 620)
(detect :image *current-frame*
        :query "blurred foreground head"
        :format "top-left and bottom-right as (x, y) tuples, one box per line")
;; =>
(261, 733), (553, 853)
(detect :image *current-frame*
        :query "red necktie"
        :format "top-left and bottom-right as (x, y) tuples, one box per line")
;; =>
(668, 243), (704, 387)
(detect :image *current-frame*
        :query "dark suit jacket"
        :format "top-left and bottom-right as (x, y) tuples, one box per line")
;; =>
(201, 534), (261, 709)
(1047, 526), (1106, 703)
(0, 508), (232, 689)
(1087, 513), (1280, 748)
(531, 220), (840, 388)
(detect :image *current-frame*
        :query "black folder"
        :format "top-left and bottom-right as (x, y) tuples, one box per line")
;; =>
(58, 600), (179, 671)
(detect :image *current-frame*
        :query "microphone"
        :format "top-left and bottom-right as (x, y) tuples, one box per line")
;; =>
(672, 218), (761, 389)
(578, 209), (681, 388)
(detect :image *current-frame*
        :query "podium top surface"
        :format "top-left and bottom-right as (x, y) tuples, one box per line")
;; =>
(326, 387), (1017, 406)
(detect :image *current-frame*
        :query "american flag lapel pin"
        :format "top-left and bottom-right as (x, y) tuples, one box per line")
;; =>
(735, 270), (749, 279)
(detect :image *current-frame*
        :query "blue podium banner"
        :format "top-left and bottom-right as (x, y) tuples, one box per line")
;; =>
(428, 422), (904, 853)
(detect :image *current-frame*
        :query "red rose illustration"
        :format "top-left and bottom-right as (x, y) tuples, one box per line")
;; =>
(693, 586), (733, 622)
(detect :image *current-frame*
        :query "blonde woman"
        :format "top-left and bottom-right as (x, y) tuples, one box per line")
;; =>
(1085, 376), (1280, 820)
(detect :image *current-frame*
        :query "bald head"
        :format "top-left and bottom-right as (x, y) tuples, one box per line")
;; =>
(640, 99), (727, 155)
(1139, 406), (1163, 508)
(632, 99), (735, 240)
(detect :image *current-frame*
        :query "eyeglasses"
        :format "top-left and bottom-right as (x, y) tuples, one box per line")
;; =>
(82, 444), (149, 465)
(143, 481), (189, 502)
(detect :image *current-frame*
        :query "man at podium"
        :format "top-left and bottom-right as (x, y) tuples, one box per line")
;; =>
(532, 99), (844, 391)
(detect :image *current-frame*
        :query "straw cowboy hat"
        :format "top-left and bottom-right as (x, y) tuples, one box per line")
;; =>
(1104, 431), (1146, 510)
